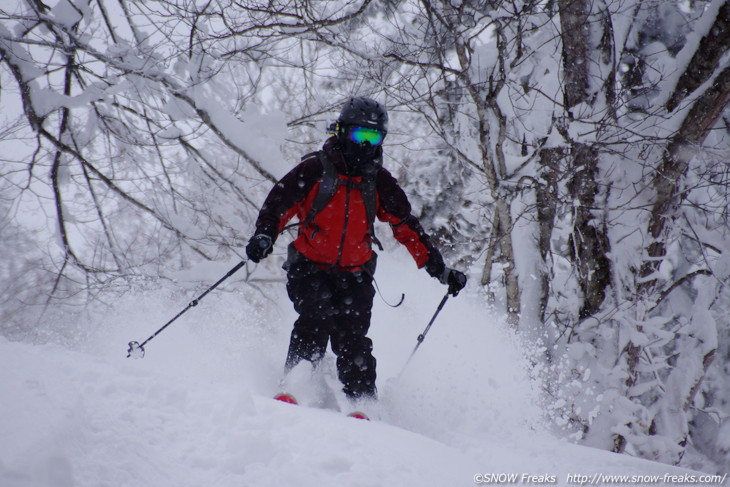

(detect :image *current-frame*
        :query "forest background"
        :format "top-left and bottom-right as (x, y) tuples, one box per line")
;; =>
(2, 0), (730, 473)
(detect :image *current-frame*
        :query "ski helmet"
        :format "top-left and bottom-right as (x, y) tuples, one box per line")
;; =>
(337, 97), (388, 134)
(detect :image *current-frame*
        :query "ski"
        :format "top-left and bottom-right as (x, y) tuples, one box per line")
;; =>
(273, 392), (298, 404)
(346, 411), (370, 421)
(273, 392), (370, 421)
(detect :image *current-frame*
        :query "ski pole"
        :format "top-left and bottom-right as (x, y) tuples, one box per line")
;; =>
(127, 260), (247, 359)
(398, 291), (450, 378)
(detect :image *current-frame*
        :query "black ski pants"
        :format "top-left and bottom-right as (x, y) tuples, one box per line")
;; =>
(284, 249), (377, 400)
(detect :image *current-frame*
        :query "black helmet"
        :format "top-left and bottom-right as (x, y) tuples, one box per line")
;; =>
(337, 97), (388, 133)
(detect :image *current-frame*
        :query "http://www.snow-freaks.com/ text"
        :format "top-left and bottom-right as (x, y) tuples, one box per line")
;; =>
(473, 472), (727, 485)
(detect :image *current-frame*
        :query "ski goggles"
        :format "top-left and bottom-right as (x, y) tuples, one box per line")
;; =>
(347, 126), (384, 146)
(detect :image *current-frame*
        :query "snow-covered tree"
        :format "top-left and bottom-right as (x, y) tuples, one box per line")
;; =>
(0, 0), (364, 312)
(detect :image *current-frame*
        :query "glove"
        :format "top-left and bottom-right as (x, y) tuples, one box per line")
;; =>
(246, 234), (273, 263)
(425, 257), (467, 296)
(442, 268), (467, 296)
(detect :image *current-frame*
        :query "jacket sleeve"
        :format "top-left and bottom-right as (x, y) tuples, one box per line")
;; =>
(375, 167), (444, 271)
(253, 156), (322, 242)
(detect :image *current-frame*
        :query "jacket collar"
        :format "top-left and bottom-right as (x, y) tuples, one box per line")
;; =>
(322, 136), (348, 174)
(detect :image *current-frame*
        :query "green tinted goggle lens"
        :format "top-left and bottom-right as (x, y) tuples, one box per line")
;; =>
(348, 127), (384, 146)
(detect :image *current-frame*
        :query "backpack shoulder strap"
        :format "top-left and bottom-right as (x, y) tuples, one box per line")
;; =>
(303, 151), (338, 227)
(359, 170), (383, 250)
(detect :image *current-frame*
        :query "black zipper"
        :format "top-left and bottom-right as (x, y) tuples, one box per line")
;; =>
(336, 179), (352, 267)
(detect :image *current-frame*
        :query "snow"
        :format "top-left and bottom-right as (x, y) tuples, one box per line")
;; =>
(189, 85), (291, 180)
(0, 249), (704, 487)
(49, 0), (87, 29)
(655, 0), (727, 109)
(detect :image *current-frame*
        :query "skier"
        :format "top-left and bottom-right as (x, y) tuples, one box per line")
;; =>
(246, 96), (467, 402)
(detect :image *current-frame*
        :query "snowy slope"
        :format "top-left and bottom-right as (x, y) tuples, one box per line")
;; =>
(0, 247), (705, 487)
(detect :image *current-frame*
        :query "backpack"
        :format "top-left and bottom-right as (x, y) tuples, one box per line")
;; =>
(303, 151), (383, 251)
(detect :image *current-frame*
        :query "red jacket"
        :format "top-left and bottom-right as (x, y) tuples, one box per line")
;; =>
(254, 137), (443, 271)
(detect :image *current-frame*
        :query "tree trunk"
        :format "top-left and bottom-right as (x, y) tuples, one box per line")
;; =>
(666, 0), (730, 113)
(567, 144), (611, 319)
(641, 64), (730, 284)
(558, 0), (612, 319)
(536, 147), (562, 322)
(558, 0), (590, 109)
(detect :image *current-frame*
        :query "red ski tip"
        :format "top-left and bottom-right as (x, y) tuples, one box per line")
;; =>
(274, 392), (298, 405)
(347, 411), (370, 421)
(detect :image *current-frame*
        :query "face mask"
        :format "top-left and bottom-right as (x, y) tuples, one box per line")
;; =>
(340, 126), (384, 171)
